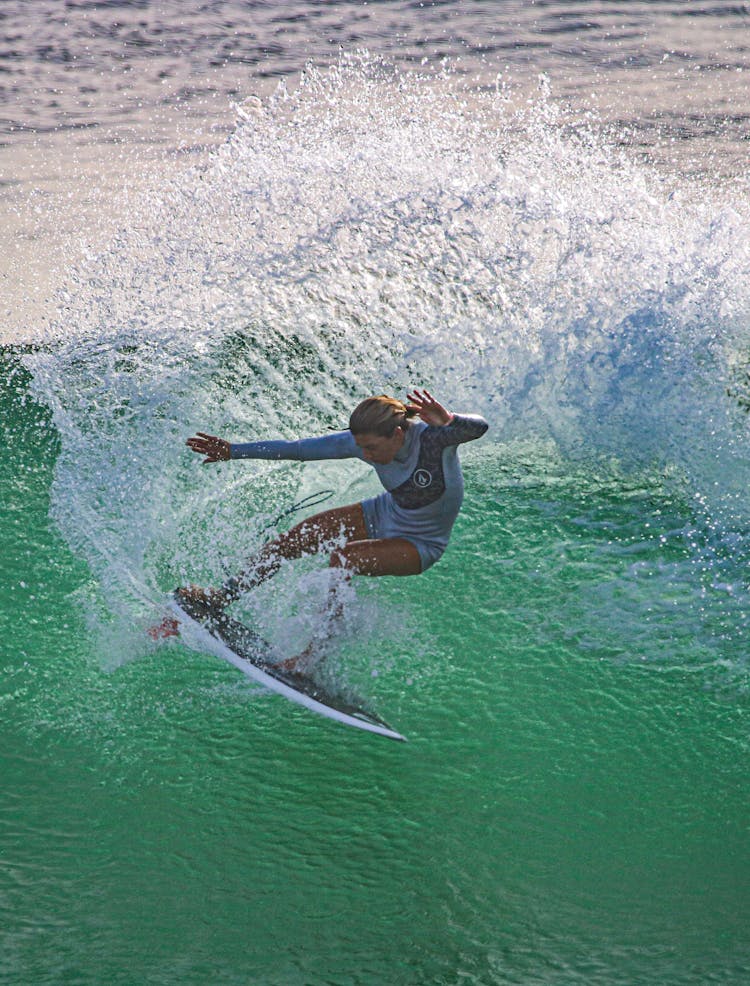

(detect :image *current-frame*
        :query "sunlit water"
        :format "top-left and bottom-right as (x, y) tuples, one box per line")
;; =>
(3, 4), (750, 985)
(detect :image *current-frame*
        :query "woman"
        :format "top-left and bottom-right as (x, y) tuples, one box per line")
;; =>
(169, 390), (488, 658)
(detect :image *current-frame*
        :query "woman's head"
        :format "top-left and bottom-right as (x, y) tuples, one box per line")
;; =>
(349, 395), (414, 438)
(349, 395), (416, 464)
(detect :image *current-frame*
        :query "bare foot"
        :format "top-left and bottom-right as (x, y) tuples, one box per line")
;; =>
(148, 616), (180, 640)
(174, 584), (230, 617)
(277, 642), (317, 675)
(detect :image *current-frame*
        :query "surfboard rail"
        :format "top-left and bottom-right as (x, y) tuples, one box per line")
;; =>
(168, 599), (407, 742)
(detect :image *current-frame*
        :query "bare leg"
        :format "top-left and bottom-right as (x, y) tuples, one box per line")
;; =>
(279, 569), (351, 674)
(329, 537), (422, 578)
(278, 537), (422, 671)
(176, 502), (369, 611)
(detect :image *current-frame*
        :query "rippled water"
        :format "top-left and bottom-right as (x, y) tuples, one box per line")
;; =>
(3, 1), (750, 143)
(5, 1), (750, 341)
(3, 4), (750, 986)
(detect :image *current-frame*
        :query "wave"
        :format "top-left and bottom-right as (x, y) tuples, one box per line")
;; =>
(21, 56), (750, 670)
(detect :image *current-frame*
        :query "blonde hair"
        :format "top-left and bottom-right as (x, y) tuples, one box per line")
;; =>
(349, 395), (417, 437)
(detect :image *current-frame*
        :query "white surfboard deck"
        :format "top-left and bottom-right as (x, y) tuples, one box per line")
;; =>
(168, 598), (406, 742)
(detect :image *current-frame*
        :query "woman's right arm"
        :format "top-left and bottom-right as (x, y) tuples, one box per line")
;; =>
(186, 430), (361, 464)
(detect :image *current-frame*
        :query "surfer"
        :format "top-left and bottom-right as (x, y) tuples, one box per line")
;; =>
(167, 390), (488, 663)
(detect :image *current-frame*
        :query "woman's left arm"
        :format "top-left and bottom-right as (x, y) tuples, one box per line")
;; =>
(407, 389), (488, 444)
(441, 413), (489, 445)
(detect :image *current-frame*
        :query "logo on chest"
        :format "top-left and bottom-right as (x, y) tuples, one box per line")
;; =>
(413, 468), (433, 489)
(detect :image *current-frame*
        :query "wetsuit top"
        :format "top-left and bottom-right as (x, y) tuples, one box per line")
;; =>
(230, 413), (488, 551)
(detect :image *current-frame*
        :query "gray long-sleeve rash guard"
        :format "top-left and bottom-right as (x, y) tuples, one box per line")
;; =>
(230, 413), (489, 566)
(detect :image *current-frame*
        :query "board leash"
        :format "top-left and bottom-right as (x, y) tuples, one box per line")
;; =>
(264, 489), (335, 540)
(214, 488), (336, 612)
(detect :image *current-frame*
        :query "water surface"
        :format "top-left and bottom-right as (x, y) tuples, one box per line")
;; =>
(3, 5), (750, 985)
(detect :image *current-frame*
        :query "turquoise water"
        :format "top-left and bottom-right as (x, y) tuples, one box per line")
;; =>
(4, 344), (750, 984)
(4, 22), (750, 986)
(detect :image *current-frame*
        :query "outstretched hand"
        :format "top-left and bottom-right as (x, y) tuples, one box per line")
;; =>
(406, 389), (454, 427)
(186, 432), (231, 464)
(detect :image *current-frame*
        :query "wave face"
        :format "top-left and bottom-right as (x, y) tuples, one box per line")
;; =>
(24, 57), (750, 670)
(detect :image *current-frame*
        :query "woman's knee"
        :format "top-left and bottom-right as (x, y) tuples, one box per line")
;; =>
(329, 547), (351, 570)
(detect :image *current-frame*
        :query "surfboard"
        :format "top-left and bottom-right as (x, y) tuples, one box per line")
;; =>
(168, 595), (406, 742)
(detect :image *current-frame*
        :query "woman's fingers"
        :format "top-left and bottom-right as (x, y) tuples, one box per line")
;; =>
(187, 432), (218, 448)
(187, 432), (216, 449)
(407, 388), (438, 408)
(186, 433), (229, 462)
(406, 389), (451, 426)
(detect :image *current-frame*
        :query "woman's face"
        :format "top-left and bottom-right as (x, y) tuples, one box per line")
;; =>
(353, 428), (406, 465)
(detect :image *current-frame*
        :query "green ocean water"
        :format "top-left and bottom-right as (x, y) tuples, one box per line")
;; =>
(5, 61), (750, 986)
(3, 350), (750, 986)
